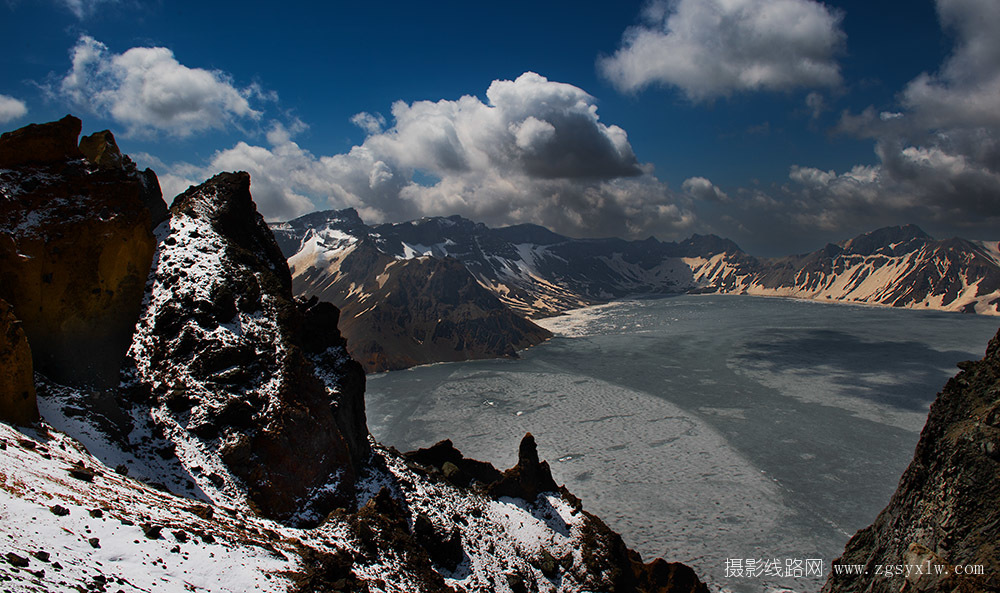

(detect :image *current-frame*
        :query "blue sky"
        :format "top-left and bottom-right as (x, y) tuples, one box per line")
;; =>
(2, 0), (997, 254)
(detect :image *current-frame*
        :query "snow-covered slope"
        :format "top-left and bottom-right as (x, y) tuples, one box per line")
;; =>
(278, 214), (1000, 318)
(1, 411), (706, 593)
(690, 227), (1000, 315)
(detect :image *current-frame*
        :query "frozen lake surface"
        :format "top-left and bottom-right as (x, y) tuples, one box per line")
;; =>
(365, 295), (1000, 592)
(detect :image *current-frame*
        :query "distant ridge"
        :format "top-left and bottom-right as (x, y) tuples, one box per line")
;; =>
(276, 215), (1000, 326)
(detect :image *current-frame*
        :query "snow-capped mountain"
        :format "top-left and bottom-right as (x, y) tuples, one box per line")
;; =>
(276, 212), (1000, 322)
(274, 210), (740, 320)
(690, 224), (1000, 315)
(273, 211), (553, 373)
(0, 117), (707, 593)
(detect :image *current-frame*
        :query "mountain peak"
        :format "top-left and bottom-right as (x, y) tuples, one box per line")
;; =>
(285, 207), (366, 230)
(677, 233), (744, 256)
(842, 224), (932, 255)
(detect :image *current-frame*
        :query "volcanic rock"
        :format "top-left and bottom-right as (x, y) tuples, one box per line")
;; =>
(0, 299), (37, 424)
(0, 115), (83, 167)
(0, 116), (166, 387)
(823, 328), (1000, 593)
(488, 433), (559, 501)
(125, 171), (368, 524)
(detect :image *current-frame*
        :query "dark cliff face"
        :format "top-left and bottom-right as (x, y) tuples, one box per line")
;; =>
(125, 171), (368, 524)
(0, 115), (165, 388)
(341, 252), (553, 373)
(823, 328), (1000, 593)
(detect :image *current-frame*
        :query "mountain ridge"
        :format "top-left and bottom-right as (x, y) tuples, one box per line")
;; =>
(277, 212), (1000, 325)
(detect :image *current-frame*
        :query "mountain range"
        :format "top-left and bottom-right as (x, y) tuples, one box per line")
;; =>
(274, 209), (1000, 371)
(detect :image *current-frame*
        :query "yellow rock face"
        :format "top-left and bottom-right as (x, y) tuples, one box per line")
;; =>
(0, 299), (38, 425)
(0, 203), (155, 386)
(0, 117), (163, 387)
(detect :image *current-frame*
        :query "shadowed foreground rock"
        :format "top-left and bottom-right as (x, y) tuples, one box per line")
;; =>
(823, 328), (1000, 593)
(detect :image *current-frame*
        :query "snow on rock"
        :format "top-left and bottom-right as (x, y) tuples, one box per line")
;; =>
(691, 232), (1000, 316)
(0, 422), (304, 593)
(122, 172), (368, 524)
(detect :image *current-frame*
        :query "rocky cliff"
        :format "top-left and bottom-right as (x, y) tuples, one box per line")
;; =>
(823, 327), (1000, 593)
(691, 225), (1000, 315)
(124, 171), (368, 523)
(0, 115), (165, 387)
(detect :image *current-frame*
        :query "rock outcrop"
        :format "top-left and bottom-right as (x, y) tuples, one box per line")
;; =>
(0, 115), (83, 166)
(0, 115), (166, 387)
(125, 171), (368, 524)
(399, 434), (710, 593)
(824, 328), (1000, 593)
(0, 298), (37, 425)
(487, 432), (560, 501)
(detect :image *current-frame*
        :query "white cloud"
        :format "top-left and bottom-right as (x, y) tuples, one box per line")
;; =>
(599, 0), (844, 100)
(59, 0), (118, 19)
(159, 73), (694, 238)
(899, 0), (1000, 130)
(350, 112), (385, 135)
(0, 94), (28, 124)
(682, 176), (729, 202)
(59, 36), (261, 137)
(788, 0), (1000, 239)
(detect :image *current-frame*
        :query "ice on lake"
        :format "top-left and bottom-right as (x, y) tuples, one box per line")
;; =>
(366, 295), (1000, 592)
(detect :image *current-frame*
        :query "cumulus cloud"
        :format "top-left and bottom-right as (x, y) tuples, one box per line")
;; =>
(160, 73), (694, 237)
(351, 112), (386, 135)
(599, 0), (844, 100)
(900, 0), (1000, 130)
(0, 95), (28, 124)
(58, 36), (261, 137)
(682, 176), (729, 202)
(780, 0), (1000, 241)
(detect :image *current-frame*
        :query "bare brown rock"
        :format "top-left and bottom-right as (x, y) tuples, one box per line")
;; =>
(0, 115), (83, 167)
(487, 433), (560, 501)
(78, 129), (123, 169)
(0, 299), (37, 425)
(0, 116), (166, 388)
(824, 328), (1000, 593)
